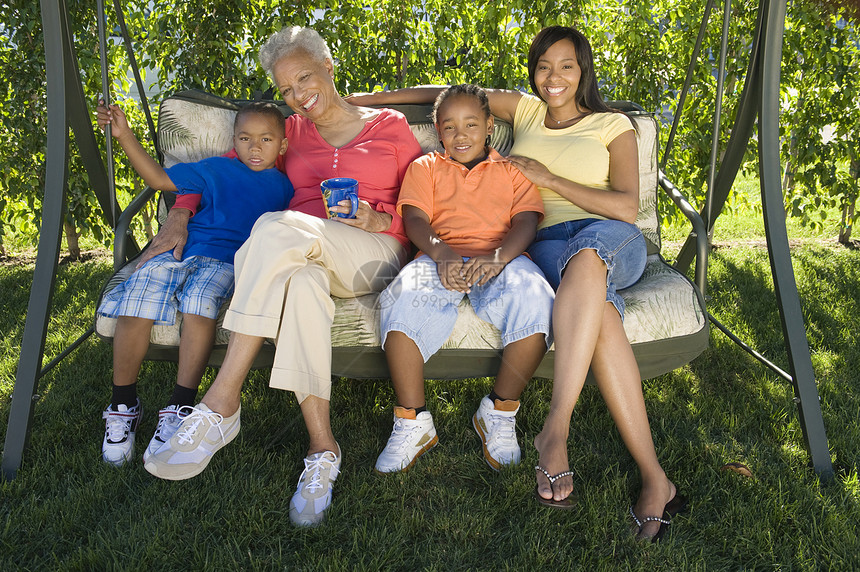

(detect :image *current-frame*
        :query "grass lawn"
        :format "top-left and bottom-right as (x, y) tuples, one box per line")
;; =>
(1, 183), (859, 570)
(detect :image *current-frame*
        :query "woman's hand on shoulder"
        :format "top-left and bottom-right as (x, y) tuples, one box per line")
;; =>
(508, 155), (555, 189)
(333, 200), (392, 233)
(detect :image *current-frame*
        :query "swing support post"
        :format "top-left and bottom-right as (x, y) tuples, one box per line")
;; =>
(2, 0), (134, 479)
(673, 0), (832, 478)
(2, 0), (832, 481)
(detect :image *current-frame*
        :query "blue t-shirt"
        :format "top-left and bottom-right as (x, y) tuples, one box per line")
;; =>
(165, 157), (294, 263)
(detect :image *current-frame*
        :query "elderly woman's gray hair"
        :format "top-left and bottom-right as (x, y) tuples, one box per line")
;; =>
(259, 26), (333, 75)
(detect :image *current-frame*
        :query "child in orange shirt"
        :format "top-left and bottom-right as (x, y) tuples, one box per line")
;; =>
(375, 84), (554, 473)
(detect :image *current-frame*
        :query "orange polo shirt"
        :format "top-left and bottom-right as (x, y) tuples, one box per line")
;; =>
(397, 148), (544, 258)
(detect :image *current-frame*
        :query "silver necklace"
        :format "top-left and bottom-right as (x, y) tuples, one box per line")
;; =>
(547, 110), (586, 125)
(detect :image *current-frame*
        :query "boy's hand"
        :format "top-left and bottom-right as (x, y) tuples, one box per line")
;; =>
(460, 255), (507, 287)
(95, 98), (176, 192)
(96, 100), (131, 140)
(435, 252), (470, 293)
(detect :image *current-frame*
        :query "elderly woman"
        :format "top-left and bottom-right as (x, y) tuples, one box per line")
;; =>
(141, 26), (422, 527)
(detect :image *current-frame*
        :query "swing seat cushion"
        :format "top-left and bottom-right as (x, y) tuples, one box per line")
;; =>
(95, 92), (708, 380)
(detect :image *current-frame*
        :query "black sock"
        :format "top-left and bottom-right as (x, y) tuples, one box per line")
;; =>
(401, 404), (428, 415)
(167, 384), (198, 408)
(488, 390), (505, 403)
(111, 384), (138, 410)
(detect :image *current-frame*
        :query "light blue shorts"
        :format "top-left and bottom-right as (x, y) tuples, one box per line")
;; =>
(527, 218), (646, 320)
(98, 252), (235, 325)
(379, 254), (554, 362)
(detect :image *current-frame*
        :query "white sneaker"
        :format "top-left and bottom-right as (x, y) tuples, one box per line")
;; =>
(102, 400), (142, 467)
(472, 395), (521, 470)
(289, 444), (342, 528)
(143, 403), (240, 481)
(374, 407), (438, 474)
(143, 405), (182, 463)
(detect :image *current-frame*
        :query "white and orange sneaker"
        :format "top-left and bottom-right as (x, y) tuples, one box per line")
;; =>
(472, 395), (521, 470)
(374, 407), (438, 473)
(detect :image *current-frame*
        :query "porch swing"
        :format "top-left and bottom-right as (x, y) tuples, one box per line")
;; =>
(2, 0), (832, 481)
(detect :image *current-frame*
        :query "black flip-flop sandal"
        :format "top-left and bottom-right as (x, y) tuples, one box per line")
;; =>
(629, 493), (689, 542)
(534, 465), (577, 509)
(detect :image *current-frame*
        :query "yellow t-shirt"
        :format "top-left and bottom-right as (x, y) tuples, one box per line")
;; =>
(510, 94), (634, 230)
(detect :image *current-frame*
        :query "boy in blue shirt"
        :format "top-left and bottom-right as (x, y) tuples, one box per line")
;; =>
(95, 100), (294, 466)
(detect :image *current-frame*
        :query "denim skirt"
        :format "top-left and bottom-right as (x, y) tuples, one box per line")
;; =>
(527, 218), (646, 320)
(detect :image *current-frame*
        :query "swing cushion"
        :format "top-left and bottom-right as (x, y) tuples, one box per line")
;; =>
(95, 91), (707, 380)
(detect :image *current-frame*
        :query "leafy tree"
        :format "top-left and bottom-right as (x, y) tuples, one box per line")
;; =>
(1, 0), (858, 256)
(781, 4), (860, 243)
(1, 0), (50, 256)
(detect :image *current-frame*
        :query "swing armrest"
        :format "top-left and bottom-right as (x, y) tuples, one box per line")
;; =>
(658, 170), (708, 297)
(113, 185), (158, 269)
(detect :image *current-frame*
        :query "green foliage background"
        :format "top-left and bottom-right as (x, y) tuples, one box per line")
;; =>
(1, 0), (858, 255)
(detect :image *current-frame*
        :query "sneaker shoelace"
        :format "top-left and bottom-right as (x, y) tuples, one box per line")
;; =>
(387, 418), (422, 452)
(485, 410), (516, 445)
(105, 415), (132, 443)
(300, 453), (338, 494)
(175, 407), (226, 446)
(153, 409), (180, 442)
(103, 410), (136, 443)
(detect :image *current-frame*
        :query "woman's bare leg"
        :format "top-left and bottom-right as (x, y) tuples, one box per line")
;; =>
(200, 330), (338, 458)
(534, 249), (606, 502)
(591, 305), (675, 539)
(299, 395), (338, 456)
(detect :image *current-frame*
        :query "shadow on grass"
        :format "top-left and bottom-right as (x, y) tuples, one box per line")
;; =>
(702, 245), (860, 471)
(592, 243), (860, 568)
(0, 256), (115, 362)
(3, 247), (860, 569)
(0, 265), (37, 364)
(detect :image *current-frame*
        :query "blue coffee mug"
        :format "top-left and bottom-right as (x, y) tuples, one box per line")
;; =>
(321, 178), (359, 219)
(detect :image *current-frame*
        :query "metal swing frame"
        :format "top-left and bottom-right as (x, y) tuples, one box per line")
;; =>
(2, 0), (832, 480)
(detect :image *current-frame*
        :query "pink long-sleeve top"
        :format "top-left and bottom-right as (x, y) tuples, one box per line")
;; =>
(173, 108), (422, 249)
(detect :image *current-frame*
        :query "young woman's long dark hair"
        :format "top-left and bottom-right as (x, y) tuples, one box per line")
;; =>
(527, 26), (614, 115)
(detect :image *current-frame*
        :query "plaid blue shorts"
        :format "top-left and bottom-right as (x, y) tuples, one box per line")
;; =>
(98, 252), (235, 325)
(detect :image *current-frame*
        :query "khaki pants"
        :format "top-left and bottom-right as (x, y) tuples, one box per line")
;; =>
(223, 210), (406, 401)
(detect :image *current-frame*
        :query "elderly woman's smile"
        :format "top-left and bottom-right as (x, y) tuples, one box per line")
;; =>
(273, 51), (334, 118)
